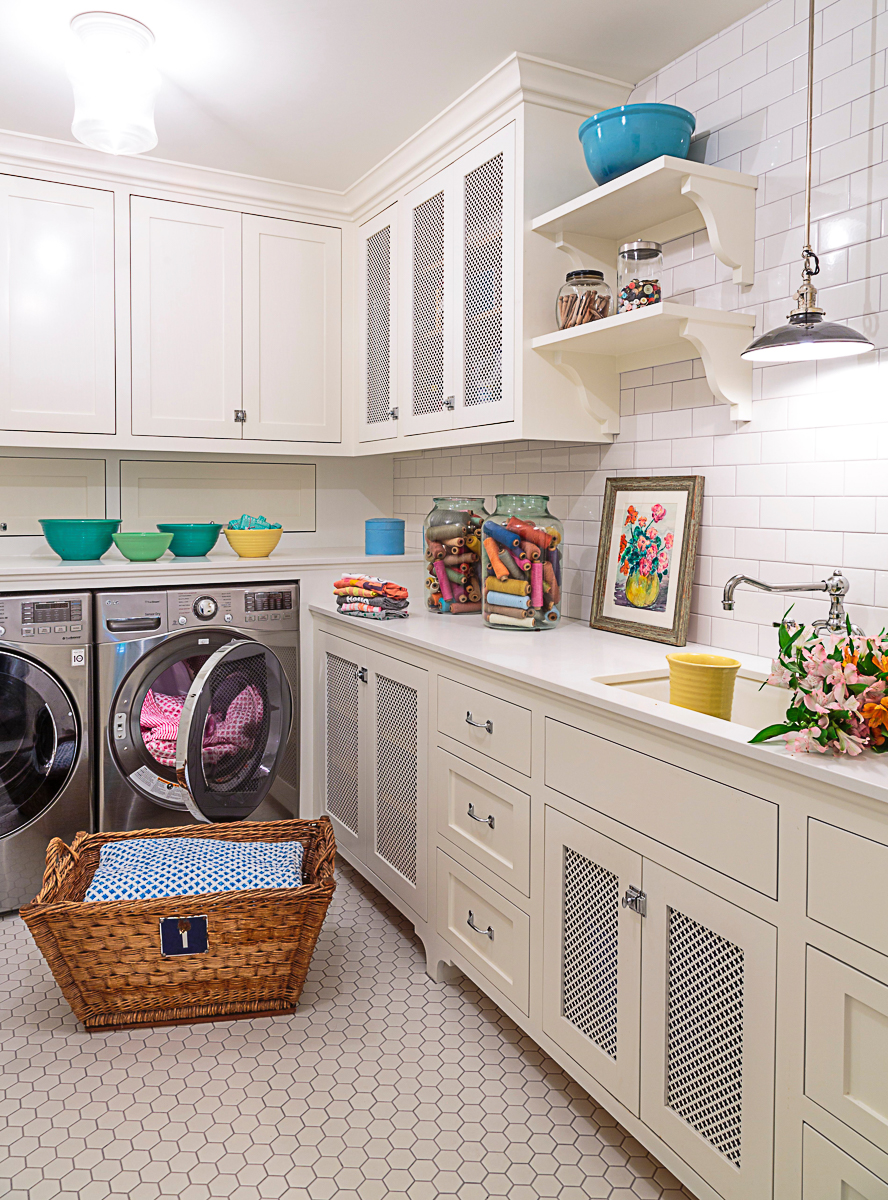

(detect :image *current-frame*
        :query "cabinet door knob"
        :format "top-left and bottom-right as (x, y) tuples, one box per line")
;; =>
(466, 711), (493, 734)
(621, 886), (647, 917)
(355, 666), (368, 683)
(467, 910), (494, 939)
(467, 802), (495, 829)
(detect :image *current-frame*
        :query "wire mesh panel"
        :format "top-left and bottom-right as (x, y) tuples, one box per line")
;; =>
(561, 846), (619, 1060)
(412, 191), (445, 417)
(366, 224), (391, 425)
(463, 152), (503, 408)
(325, 652), (360, 836)
(374, 673), (418, 885)
(666, 907), (745, 1167)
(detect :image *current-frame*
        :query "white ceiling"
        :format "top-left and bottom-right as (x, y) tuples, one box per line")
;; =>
(0, 0), (765, 191)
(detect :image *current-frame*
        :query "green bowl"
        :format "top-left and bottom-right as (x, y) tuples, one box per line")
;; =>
(156, 523), (223, 557)
(112, 531), (174, 562)
(40, 518), (121, 561)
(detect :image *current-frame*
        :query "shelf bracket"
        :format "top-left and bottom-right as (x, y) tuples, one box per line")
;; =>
(681, 174), (756, 287)
(551, 231), (617, 289)
(542, 348), (621, 437)
(679, 315), (754, 421)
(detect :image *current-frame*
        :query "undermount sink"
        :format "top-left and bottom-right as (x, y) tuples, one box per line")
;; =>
(594, 668), (789, 730)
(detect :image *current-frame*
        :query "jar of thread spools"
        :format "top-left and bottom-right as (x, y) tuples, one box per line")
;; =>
(556, 270), (612, 328)
(481, 495), (563, 630)
(424, 498), (489, 614)
(617, 240), (663, 313)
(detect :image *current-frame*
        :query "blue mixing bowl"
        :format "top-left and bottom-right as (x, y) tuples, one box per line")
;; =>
(578, 103), (696, 186)
(40, 518), (120, 561)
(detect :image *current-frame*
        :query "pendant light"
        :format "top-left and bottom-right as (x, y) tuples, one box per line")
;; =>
(67, 12), (160, 156)
(741, 0), (874, 363)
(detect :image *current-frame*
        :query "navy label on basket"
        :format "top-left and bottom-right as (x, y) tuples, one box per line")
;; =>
(159, 915), (208, 957)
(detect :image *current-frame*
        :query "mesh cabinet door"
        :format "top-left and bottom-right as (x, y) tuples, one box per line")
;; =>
(176, 640), (292, 823)
(322, 639), (364, 857)
(640, 861), (777, 1200)
(360, 205), (398, 443)
(542, 806), (643, 1115)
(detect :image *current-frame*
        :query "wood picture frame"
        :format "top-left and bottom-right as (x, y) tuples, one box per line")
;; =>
(590, 475), (704, 645)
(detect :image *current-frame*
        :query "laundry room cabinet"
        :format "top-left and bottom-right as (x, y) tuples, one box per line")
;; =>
(318, 630), (428, 919)
(130, 196), (341, 443)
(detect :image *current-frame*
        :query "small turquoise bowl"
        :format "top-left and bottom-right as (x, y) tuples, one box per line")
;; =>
(578, 103), (696, 186)
(40, 518), (121, 561)
(157, 522), (223, 557)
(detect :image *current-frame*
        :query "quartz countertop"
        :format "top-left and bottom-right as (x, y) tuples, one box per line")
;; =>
(311, 602), (888, 807)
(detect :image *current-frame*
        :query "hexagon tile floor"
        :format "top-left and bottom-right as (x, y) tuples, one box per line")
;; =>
(0, 860), (697, 1200)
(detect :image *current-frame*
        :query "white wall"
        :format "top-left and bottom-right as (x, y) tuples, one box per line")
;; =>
(394, 0), (888, 658)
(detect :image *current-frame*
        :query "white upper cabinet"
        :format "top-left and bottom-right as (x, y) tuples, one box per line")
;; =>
(242, 214), (341, 443)
(0, 175), (115, 434)
(130, 197), (243, 440)
(359, 205), (398, 443)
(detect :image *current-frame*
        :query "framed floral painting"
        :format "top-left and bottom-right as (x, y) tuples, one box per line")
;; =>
(590, 476), (704, 645)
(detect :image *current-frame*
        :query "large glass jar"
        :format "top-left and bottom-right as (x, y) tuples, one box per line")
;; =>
(481, 495), (563, 630)
(556, 269), (613, 329)
(424, 498), (489, 614)
(617, 240), (664, 313)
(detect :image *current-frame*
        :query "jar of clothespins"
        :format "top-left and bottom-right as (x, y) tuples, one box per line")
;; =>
(555, 270), (612, 329)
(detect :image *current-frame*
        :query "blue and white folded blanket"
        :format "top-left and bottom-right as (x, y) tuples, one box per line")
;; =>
(84, 837), (303, 902)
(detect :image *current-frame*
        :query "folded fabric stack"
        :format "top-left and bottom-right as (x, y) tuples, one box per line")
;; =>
(334, 574), (409, 620)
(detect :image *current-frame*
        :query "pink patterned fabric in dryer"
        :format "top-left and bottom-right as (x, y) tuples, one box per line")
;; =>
(140, 687), (265, 767)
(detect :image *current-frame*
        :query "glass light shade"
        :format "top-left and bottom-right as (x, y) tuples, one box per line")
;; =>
(67, 13), (160, 155)
(741, 312), (875, 363)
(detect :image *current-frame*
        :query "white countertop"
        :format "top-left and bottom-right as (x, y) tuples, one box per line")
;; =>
(311, 602), (888, 807)
(0, 548), (424, 591)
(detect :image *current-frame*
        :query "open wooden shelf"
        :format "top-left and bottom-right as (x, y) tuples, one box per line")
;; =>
(532, 303), (756, 422)
(532, 155), (758, 286)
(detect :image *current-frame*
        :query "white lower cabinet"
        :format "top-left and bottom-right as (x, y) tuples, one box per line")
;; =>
(803, 1126), (888, 1199)
(320, 631), (427, 919)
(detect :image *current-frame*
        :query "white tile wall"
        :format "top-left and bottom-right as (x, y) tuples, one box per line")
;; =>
(394, 0), (888, 658)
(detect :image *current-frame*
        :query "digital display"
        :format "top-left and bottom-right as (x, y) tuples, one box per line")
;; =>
(245, 590), (293, 612)
(22, 599), (82, 625)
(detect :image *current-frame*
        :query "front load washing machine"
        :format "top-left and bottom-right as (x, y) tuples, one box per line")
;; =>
(0, 591), (92, 911)
(96, 583), (299, 830)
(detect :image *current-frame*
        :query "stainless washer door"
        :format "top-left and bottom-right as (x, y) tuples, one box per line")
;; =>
(0, 651), (78, 837)
(176, 640), (292, 823)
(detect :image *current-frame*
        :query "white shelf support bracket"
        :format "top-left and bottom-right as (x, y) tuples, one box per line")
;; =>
(680, 316), (754, 421)
(681, 174), (756, 287)
(551, 231), (617, 288)
(544, 349), (621, 437)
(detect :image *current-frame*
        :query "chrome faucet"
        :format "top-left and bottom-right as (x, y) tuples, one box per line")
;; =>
(722, 569), (864, 636)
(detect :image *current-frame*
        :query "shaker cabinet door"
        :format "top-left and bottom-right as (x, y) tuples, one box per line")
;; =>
(0, 175), (115, 434)
(359, 205), (398, 443)
(242, 214), (341, 443)
(320, 633), (366, 862)
(130, 196), (242, 439)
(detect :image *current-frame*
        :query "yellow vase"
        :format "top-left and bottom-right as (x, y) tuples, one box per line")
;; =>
(625, 570), (660, 609)
(667, 653), (741, 721)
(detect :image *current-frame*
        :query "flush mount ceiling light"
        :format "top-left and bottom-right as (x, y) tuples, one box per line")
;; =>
(67, 11), (160, 155)
(741, 0), (874, 363)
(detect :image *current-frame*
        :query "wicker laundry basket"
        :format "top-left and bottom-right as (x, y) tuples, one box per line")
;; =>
(20, 817), (336, 1031)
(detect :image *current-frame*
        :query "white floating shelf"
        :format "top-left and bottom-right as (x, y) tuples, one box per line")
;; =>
(532, 156), (758, 286)
(531, 303), (756, 423)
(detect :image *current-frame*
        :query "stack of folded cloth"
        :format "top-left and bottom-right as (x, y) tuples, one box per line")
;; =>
(334, 574), (409, 620)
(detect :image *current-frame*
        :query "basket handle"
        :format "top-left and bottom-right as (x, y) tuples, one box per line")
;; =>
(35, 838), (80, 903)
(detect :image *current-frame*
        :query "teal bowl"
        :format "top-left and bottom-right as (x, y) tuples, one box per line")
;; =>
(579, 103), (696, 185)
(157, 522), (223, 557)
(40, 518), (121, 561)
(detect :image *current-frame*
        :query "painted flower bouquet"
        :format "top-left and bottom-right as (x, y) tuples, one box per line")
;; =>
(751, 618), (888, 756)
(618, 503), (672, 609)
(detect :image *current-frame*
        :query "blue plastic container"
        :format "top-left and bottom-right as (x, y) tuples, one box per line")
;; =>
(578, 103), (696, 186)
(365, 518), (405, 556)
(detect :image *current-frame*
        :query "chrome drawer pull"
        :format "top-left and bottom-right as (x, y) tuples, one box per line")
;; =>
(466, 711), (493, 734)
(467, 803), (494, 829)
(467, 910), (494, 939)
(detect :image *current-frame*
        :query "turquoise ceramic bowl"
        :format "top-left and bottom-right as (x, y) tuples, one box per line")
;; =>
(40, 518), (121, 561)
(578, 103), (696, 185)
(157, 522), (223, 557)
(113, 531), (174, 562)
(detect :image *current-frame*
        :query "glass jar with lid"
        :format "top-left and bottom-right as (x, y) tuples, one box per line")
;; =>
(424, 498), (489, 614)
(481, 495), (563, 630)
(556, 269), (613, 329)
(617, 241), (664, 313)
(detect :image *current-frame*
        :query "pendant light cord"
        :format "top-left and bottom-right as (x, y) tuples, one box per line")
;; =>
(800, 0), (820, 298)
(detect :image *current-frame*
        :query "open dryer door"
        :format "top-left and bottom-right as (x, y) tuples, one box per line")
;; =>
(175, 640), (292, 823)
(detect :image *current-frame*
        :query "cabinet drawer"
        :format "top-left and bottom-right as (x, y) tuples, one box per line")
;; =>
(803, 1125), (888, 1199)
(436, 849), (530, 1012)
(435, 748), (530, 895)
(546, 718), (778, 897)
(437, 676), (531, 776)
(808, 820), (888, 956)
(806, 947), (888, 1153)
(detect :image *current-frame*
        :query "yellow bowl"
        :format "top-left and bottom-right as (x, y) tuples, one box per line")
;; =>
(666, 652), (741, 721)
(224, 528), (283, 558)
